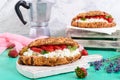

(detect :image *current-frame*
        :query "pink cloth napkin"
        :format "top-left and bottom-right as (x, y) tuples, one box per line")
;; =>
(0, 33), (48, 54)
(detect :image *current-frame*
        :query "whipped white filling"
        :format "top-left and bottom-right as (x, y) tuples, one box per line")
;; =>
(76, 18), (108, 23)
(23, 48), (80, 58)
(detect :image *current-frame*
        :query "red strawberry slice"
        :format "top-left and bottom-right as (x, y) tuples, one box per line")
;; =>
(46, 45), (54, 52)
(30, 47), (42, 53)
(98, 15), (105, 18)
(54, 45), (62, 50)
(60, 44), (67, 50)
(45, 48), (54, 52)
(41, 45), (54, 52)
(85, 16), (91, 19)
(46, 45), (54, 49)
(81, 49), (88, 56)
(41, 46), (47, 50)
(92, 16), (98, 18)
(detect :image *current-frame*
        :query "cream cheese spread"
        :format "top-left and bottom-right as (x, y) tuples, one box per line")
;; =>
(76, 18), (108, 23)
(23, 48), (80, 58)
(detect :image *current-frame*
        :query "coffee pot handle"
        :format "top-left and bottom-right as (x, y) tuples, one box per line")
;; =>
(15, 0), (30, 25)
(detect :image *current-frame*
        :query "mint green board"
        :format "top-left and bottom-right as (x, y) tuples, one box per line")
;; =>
(0, 49), (120, 80)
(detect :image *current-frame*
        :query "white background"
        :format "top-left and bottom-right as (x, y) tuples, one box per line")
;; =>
(0, 0), (120, 37)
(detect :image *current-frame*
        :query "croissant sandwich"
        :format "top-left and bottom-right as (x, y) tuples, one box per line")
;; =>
(71, 11), (116, 28)
(18, 37), (82, 66)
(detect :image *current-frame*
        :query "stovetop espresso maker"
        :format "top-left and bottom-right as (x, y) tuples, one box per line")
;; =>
(15, 0), (55, 38)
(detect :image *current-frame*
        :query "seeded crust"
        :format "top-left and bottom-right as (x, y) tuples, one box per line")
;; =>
(71, 11), (116, 28)
(72, 21), (116, 28)
(28, 37), (79, 48)
(18, 53), (81, 66)
(74, 11), (109, 18)
(18, 37), (81, 66)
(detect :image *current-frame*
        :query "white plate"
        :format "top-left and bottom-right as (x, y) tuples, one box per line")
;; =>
(16, 54), (102, 78)
(67, 25), (118, 35)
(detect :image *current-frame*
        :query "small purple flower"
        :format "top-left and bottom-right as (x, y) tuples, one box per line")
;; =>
(94, 61), (99, 66)
(95, 66), (101, 71)
(109, 63), (114, 67)
(106, 67), (112, 73)
(113, 67), (119, 72)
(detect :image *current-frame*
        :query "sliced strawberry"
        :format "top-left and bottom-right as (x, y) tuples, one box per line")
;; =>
(54, 45), (62, 50)
(77, 17), (82, 19)
(30, 47), (42, 53)
(40, 45), (53, 52)
(92, 16), (98, 18)
(46, 48), (54, 52)
(85, 16), (91, 19)
(99, 15), (104, 18)
(46, 45), (54, 52)
(46, 45), (54, 49)
(41, 46), (47, 50)
(98, 15), (103, 18)
(60, 44), (67, 50)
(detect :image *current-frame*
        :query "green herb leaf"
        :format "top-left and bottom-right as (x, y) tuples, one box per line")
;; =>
(72, 46), (77, 50)
(106, 15), (112, 19)
(81, 18), (86, 21)
(67, 46), (77, 51)
(67, 46), (72, 49)
(41, 50), (49, 54)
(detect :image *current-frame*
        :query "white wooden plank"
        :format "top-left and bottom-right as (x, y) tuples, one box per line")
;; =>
(74, 39), (120, 49)
(66, 29), (120, 39)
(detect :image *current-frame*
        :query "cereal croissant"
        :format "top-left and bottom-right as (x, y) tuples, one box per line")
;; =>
(18, 37), (82, 66)
(71, 11), (116, 28)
